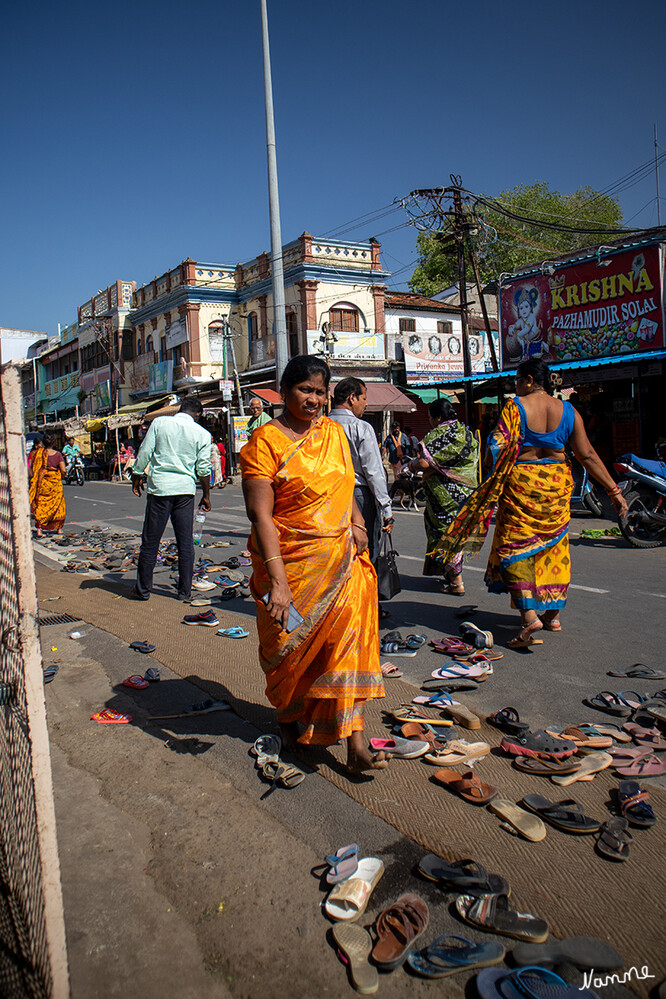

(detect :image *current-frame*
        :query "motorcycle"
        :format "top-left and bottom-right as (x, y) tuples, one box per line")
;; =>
(64, 455), (86, 487)
(614, 443), (666, 548)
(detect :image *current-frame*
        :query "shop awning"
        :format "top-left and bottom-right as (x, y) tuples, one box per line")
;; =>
(115, 397), (168, 415)
(145, 405), (179, 421)
(405, 387), (453, 404)
(362, 384), (416, 412)
(549, 348), (666, 372)
(252, 388), (282, 405)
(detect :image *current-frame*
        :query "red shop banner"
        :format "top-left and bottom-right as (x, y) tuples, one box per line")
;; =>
(499, 243), (665, 368)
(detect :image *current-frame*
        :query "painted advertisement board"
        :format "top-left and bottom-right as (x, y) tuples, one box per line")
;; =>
(499, 243), (664, 368)
(233, 415), (251, 452)
(149, 360), (173, 395)
(403, 331), (485, 383)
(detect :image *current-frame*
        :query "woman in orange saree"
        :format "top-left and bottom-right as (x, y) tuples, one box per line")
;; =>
(241, 356), (387, 773)
(29, 434), (66, 536)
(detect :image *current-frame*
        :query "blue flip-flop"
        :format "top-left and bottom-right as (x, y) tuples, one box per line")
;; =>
(407, 934), (505, 978)
(405, 633), (428, 649)
(216, 626), (249, 639)
(476, 967), (599, 999)
(213, 577), (241, 590)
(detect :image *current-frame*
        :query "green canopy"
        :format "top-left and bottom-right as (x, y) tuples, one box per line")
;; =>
(405, 387), (453, 404)
(476, 394), (500, 404)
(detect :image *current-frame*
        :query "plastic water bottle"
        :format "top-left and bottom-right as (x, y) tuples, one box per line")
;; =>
(193, 510), (206, 545)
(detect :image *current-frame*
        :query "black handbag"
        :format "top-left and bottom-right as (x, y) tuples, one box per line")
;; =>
(375, 532), (401, 601)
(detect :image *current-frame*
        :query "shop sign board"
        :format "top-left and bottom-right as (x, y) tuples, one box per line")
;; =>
(149, 360), (173, 395)
(403, 330), (485, 383)
(165, 319), (188, 350)
(233, 415), (251, 451)
(499, 243), (665, 368)
(130, 353), (151, 392)
(218, 379), (234, 401)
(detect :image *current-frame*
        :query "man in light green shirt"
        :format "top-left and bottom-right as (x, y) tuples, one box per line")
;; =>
(131, 398), (212, 601)
(247, 397), (271, 436)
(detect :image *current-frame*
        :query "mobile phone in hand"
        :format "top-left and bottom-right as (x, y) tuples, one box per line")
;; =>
(261, 593), (304, 633)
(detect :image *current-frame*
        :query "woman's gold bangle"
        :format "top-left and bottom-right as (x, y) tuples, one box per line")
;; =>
(352, 523), (368, 534)
(606, 487), (621, 495)
(263, 555), (283, 564)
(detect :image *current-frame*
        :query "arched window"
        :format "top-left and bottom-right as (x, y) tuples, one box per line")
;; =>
(248, 312), (258, 343)
(137, 339), (143, 356)
(146, 335), (154, 353)
(286, 310), (298, 356)
(330, 302), (360, 333)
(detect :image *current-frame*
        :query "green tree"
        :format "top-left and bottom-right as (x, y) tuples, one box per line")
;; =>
(408, 181), (624, 295)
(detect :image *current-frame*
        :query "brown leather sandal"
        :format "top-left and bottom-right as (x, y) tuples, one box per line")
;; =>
(433, 768), (498, 805)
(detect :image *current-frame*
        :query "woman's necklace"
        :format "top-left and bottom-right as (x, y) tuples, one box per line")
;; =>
(283, 411), (313, 439)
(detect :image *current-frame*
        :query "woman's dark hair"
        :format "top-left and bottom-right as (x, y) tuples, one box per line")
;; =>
(333, 376), (365, 406)
(41, 433), (56, 449)
(428, 398), (457, 423)
(516, 358), (554, 395)
(280, 354), (330, 393)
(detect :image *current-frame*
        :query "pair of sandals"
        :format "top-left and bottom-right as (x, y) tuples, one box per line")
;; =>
(251, 734), (305, 790)
(584, 690), (647, 717)
(379, 632), (426, 657)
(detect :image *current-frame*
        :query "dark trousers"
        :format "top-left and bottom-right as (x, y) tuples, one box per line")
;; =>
(354, 485), (381, 564)
(136, 494), (195, 598)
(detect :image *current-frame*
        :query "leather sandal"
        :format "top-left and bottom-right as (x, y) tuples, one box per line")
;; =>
(433, 768), (498, 805)
(372, 894), (429, 970)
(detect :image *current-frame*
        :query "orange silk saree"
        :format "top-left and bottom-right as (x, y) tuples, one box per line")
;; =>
(29, 447), (66, 531)
(240, 417), (384, 746)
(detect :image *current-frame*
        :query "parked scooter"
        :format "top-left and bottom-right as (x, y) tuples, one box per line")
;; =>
(614, 443), (666, 548)
(64, 455), (85, 487)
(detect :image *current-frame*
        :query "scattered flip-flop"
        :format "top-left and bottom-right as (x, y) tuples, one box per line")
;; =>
(325, 857), (384, 921)
(596, 817), (632, 862)
(551, 751), (612, 786)
(123, 674), (150, 689)
(325, 844), (359, 885)
(614, 753), (666, 777)
(615, 779), (657, 828)
(331, 923), (378, 995)
(512, 755), (582, 777)
(43, 664), (60, 684)
(129, 641), (156, 654)
(216, 627), (249, 639)
(456, 893), (548, 942)
(511, 935), (624, 970)
(500, 730), (577, 759)
(487, 707), (530, 735)
(91, 708), (132, 724)
(144, 667), (160, 682)
(424, 740), (490, 767)
(260, 759), (306, 790)
(407, 933), (505, 979)
(476, 967), (599, 999)
(521, 795), (601, 834)
(487, 800), (547, 842)
(607, 663), (666, 679)
(250, 733), (282, 767)
(584, 691), (632, 716)
(433, 768), (498, 805)
(369, 736), (429, 758)
(380, 662), (402, 678)
(417, 856), (509, 897)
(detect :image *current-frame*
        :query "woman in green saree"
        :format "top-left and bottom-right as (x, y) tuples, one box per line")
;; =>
(405, 398), (479, 595)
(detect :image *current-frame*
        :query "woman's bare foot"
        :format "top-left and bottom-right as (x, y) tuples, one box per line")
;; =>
(539, 611), (562, 632)
(507, 616), (544, 649)
(36, 530), (43, 538)
(278, 722), (301, 754)
(346, 732), (389, 773)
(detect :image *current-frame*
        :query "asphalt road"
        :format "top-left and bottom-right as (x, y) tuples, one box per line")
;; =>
(55, 478), (666, 785)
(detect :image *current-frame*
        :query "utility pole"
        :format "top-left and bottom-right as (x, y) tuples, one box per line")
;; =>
(655, 123), (662, 227)
(451, 185), (474, 427)
(259, 0), (288, 387)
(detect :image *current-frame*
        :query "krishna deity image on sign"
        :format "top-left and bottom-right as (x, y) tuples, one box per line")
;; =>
(507, 286), (549, 361)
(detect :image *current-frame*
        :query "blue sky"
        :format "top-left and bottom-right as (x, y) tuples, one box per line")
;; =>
(2, 0), (665, 336)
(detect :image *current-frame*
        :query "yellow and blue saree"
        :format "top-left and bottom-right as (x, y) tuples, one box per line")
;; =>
(240, 417), (384, 746)
(431, 399), (573, 612)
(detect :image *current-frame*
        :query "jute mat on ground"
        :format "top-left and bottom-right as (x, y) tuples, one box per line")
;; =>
(37, 562), (665, 990)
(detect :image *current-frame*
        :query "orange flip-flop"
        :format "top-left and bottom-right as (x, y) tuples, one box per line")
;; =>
(91, 709), (132, 724)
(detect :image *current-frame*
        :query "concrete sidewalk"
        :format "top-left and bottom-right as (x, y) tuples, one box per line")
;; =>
(38, 555), (660, 999)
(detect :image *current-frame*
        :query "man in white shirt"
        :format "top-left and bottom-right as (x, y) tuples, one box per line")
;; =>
(329, 377), (393, 561)
(131, 398), (212, 601)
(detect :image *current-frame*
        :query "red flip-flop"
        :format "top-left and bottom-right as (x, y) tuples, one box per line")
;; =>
(91, 709), (132, 724)
(123, 675), (150, 689)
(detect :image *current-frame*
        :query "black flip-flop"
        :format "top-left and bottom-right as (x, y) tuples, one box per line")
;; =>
(511, 935), (623, 970)
(487, 706), (529, 735)
(521, 795), (601, 834)
(129, 641), (156, 654)
(583, 691), (631, 716)
(607, 663), (666, 679)
(596, 817), (632, 861)
(418, 856), (510, 897)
